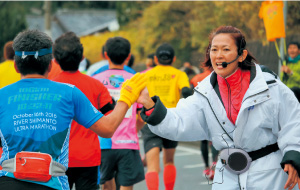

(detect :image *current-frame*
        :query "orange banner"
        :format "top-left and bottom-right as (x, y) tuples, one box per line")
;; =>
(259, 1), (285, 41)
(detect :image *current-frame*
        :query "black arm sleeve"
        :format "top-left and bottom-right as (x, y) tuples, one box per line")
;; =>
(140, 96), (167, 125)
(280, 150), (300, 175)
(182, 87), (193, 98)
(99, 99), (115, 115)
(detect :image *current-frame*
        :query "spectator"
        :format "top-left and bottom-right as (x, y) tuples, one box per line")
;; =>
(281, 42), (300, 87)
(52, 32), (114, 190)
(137, 26), (300, 190)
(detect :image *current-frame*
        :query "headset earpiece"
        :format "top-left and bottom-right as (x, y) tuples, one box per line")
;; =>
(238, 48), (244, 56)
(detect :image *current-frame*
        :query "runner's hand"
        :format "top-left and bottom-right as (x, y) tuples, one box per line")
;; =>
(118, 73), (147, 108)
(284, 164), (300, 190)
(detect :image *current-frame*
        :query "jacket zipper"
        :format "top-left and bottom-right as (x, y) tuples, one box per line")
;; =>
(20, 157), (47, 161)
(194, 89), (234, 142)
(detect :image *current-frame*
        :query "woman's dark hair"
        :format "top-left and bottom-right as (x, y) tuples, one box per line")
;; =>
(202, 26), (258, 71)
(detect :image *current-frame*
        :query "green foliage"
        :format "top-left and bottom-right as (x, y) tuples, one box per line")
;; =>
(116, 1), (154, 26)
(126, 1), (265, 67)
(286, 1), (300, 35)
(79, 2), (300, 68)
(137, 2), (194, 67)
(0, 2), (27, 61)
(1, 1), (299, 68)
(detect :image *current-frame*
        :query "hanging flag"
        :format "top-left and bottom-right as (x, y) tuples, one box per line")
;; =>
(259, 1), (285, 41)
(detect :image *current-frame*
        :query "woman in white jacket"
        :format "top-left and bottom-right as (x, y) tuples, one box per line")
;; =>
(137, 26), (300, 190)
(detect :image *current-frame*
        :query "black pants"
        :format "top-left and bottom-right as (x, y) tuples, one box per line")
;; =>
(0, 176), (55, 190)
(66, 166), (99, 190)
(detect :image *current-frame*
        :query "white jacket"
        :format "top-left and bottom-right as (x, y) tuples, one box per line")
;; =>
(148, 64), (300, 190)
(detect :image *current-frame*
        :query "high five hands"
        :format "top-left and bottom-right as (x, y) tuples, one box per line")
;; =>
(118, 73), (147, 108)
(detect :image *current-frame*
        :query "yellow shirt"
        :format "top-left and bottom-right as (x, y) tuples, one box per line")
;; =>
(145, 65), (190, 108)
(0, 60), (21, 88)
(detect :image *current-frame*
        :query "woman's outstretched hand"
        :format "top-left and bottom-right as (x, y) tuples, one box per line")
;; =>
(284, 164), (300, 190)
(137, 87), (155, 109)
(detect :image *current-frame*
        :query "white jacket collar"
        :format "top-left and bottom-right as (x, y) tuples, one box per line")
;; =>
(194, 64), (269, 101)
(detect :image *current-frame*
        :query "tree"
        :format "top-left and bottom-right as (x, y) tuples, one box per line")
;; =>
(286, 1), (300, 35)
(78, 2), (300, 68)
(0, 2), (27, 61)
(82, 2), (267, 67)
(120, 1), (274, 67)
(115, 1), (154, 26)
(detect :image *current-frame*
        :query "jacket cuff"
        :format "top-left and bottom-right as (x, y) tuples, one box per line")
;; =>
(280, 150), (300, 175)
(140, 96), (167, 125)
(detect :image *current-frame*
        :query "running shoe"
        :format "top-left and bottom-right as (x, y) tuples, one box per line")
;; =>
(209, 162), (217, 180)
(209, 169), (215, 181)
(202, 168), (210, 177)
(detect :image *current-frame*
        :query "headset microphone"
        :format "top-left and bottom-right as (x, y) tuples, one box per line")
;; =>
(221, 55), (240, 68)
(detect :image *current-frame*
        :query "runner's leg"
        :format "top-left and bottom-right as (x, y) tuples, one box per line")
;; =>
(163, 148), (176, 190)
(145, 147), (160, 190)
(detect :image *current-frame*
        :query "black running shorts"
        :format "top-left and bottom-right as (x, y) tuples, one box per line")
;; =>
(141, 124), (178, 153)
(100, 149), (144, 186)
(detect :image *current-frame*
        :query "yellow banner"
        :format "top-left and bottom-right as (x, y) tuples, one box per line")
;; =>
(259, 1), (285, 41)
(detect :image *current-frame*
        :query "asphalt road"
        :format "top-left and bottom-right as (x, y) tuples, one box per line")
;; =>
(73, 140), (214, 190)
(134, 140), (213, 190)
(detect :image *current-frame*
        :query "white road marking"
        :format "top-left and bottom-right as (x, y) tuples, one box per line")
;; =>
(183, 163), (205, 168)
(176, 145), (201, 155)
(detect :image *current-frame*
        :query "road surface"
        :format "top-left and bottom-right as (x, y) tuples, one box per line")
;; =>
(134, 140), (213, 190)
